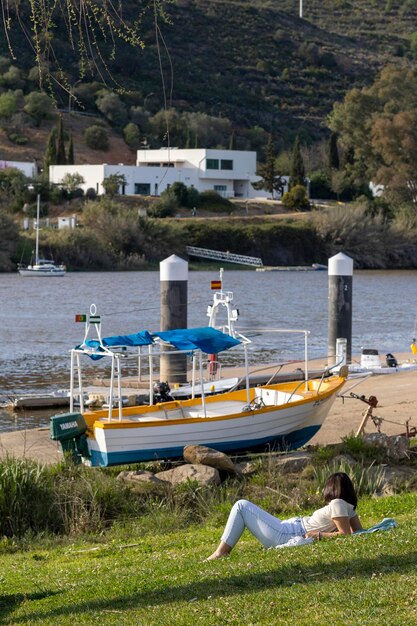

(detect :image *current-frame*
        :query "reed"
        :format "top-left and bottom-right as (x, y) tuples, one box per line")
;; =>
(313, 460), (387, 497)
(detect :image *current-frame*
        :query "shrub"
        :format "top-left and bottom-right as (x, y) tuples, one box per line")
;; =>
(6, 132), (28, 145)
(309, 170), (333, 199)
(84, 125), (109, 150)
(341, 434), (387, 462)
(86, 187), (97, 200)
(149, 191), (178, 217)
(282, 185), (311, 211)
(123, 122), (142, 150)
(23, 91), (55, 126)
(0, 91), (17, 119)
(198, 190), (233, 212)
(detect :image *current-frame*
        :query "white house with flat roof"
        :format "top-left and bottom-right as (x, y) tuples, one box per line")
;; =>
(49, 148), (288, 199)
(0, 159), (37, 178)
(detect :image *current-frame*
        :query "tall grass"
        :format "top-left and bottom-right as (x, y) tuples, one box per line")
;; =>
(313, 460), (386, 497)
(0, 449), (411, 540)
(0, 459), (143, 538)
(309, 204), (417, 268)
(0, 458), (57, 537)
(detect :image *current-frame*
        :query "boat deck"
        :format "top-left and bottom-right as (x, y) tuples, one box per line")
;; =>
(97, 400), (249, 423)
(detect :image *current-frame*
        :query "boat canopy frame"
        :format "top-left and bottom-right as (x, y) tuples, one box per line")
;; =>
(69, 304), (248, 420)
(69, 303), (314, 421)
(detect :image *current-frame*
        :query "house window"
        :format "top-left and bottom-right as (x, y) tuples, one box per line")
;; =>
(207, 159), (219, 170)
(134, 183), (151, 195)
(221, 159), (233, 170)
(214, 185), (227, 197)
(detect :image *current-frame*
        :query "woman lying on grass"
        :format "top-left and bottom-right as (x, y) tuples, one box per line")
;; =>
(206, 472), (362, 560)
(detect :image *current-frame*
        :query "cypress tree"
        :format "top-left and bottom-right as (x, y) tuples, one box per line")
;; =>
(44, 127), (57, 173)
(229, 131), (236, 150)
(289, 135), (305, 188)
(252, 134), (285, 198)
(328, 132), (340, 170)
(56, 116), (66, 165)
(67, 132), (74, 164)
(260, 134), (276, 195)
(185, 126), (191, 149)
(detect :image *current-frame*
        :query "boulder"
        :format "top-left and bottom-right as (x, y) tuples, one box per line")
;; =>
(183, 445), (236, 473)
(234, 461), (258, 476)
(156, 463), (221, 486)
(363, 433), (410, 461)
(331, 454), (357, 467)
(269, 451), (314, 473)
(116, 469), (168, 494)
(380, 465), (417, 495)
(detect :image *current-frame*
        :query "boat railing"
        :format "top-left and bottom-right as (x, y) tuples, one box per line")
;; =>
(235, 327), (310, 383)
(284, 355), (348, 404)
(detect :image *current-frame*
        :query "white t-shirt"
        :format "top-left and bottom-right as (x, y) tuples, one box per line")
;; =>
(302, 498), (357, 533)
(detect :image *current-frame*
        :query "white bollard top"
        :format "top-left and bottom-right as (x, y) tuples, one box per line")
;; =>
(160, 255), (188, 281)
(328, 252), (353, 276)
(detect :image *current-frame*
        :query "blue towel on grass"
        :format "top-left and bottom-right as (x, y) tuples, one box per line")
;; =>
(354, 518), (397, 535)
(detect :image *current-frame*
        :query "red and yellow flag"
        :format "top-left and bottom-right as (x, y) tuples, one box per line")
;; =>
(211, 280), (222, 290)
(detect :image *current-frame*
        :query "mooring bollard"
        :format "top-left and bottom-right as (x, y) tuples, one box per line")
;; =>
(160, 255), (188, 383)
(328, 252), (353, 365)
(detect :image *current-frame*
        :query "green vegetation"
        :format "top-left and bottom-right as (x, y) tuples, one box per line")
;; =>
(1, 497), (416, 625)
(1, 448), (417, 624)
(84, 124), (109, 151)
(1, 0), (417, 151)
(2, 5), (417, 272)
(328, 65), (417, 210)
(4, 192), (417, 271)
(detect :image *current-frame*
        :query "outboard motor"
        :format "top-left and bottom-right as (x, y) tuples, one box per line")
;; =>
(386, 353), (398, 368)
(153, 381), (173, 403)
(50, 412), (90, 464)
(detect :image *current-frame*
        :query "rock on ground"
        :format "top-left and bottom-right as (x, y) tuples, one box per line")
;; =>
(183, 445), (236, 473)
(156, 463), (221, 486)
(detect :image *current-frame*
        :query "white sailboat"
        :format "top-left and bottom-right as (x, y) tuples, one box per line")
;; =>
(18, 194), (66, 277)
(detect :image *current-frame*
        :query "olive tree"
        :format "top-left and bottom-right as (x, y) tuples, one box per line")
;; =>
(60, 173), (85, 194)
(102, 173), (126, 198)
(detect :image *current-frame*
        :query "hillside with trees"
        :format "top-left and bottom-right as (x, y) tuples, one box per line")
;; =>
(2, 1), (417, 273)
(1, 0), (417, 161)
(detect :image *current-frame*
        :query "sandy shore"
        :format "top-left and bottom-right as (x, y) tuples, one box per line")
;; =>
(1, 356), (416, 464)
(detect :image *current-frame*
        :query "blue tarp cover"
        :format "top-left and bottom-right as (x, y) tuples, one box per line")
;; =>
(154, 326), (241, 354)
(80, 330), (154, 360)
(77, 327), (239, 360)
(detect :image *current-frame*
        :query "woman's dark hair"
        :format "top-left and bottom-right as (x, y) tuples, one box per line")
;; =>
(323, 472), (357, 509)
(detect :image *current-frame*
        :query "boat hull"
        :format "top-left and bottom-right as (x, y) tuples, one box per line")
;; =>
(18, 268), (66, 277)
(83, 377), (344, 466)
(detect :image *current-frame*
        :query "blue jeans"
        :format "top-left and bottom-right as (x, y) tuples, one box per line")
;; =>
(221, 499), (306, 549)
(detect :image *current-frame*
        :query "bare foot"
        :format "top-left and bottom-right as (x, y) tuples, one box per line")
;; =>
(204, 551), (229, 561)
(204, 543), (232, 561)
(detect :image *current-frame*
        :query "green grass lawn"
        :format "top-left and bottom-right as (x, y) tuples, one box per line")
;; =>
(2, 492), (417, 625)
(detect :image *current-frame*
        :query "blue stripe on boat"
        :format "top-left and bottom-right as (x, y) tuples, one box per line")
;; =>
(89, 425), (320, 466)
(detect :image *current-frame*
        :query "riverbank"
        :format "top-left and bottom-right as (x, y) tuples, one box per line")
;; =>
(1, 359), (416, 465)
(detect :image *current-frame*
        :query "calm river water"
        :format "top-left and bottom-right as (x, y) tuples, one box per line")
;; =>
(1, 268), (417, 431)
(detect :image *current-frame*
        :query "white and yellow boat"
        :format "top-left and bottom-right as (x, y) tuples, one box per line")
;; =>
(50, 305), (346, 467)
